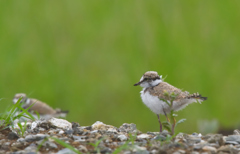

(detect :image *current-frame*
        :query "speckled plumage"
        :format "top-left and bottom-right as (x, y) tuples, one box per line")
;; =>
(13, 93), (68, 116)
(145, 82), (206, 102)
(134, 71), (207, 114)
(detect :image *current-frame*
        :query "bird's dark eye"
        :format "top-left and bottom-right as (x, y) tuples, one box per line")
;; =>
(144, 78), (150, 81)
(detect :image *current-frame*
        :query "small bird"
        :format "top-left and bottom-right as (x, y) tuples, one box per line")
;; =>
(134, 71), (207, 133)
(13, 93), (68, 119)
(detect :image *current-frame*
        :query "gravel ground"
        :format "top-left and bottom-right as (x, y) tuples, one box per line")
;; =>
(0, 118), (239, 154)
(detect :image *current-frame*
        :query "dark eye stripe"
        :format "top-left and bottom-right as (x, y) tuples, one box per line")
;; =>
(152, 77), (160, 80)
(144, 76), (160, 81)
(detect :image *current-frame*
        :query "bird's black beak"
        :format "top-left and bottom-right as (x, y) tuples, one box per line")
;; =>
(134, 81), (141, 86)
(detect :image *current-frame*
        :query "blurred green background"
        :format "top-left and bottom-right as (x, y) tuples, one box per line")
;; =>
(0, 1), (240, 134)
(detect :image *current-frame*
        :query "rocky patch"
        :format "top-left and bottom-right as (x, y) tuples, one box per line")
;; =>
(0, 118), (239, 153)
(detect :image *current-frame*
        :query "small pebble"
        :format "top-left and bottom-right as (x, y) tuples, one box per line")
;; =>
(137, 134), (150, 140)
(8, 132), (19, 140)
(59, 130), (64, 134)
(202, 145), (217, 152)
(117, 134), (128, 141)
(48, 118), (72, 129)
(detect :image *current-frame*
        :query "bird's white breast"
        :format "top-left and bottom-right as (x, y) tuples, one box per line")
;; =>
(140, 88), (198, 115)
(140, 88), (169, 115)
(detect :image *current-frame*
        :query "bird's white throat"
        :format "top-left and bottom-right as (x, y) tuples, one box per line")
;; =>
(140, 79), (162, 88)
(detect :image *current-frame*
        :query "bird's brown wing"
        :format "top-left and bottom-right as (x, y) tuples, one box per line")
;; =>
(146, 82), (207, 101)
(23, 98), (56, 115)
(145, 82), (189, 101)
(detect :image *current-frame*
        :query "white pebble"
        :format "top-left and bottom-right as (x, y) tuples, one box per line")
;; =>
(59, 130), (64, 135)
(137, 134), (150, 140)
(118, 134), (128, 141)
(31, 122), (38, 129)
(48, 118), (72, 129)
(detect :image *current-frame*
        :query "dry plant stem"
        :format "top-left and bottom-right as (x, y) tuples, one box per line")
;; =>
(171, 117), (176, 135)
(165, 114), (170, 122)
(162, 107), (170, 122)
(157, 114), (162, 132)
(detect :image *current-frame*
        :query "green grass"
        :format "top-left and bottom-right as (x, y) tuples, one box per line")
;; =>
(89, 137), (105, 153)
(0, 97), (35, 130)
(17, 121), (28, 137)
(0, 1), (240, 133)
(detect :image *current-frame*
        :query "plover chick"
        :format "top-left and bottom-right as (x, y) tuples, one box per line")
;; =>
(134, 71), (207, 133)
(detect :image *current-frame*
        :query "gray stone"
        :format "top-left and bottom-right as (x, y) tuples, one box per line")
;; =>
(38, 127), (46, 132)
(64, 129), (73, 135)
(100, 147), (112, 153)
(185, 135), (201, 144)
(58, 137), (71, 141)
(38, 120), (50, 129)
(174, 133), (187, 143)
(72, 135), (85, 141)
(190, 152), (199, 154)
(217, 145), (232, 153)
(193, 144), (204, 150)
(160, 130), (170, 137)
(56, 148), (78, 154)
(25, 135), (36, 142)
(90, 130), (98, 134)
(207, 143), (220, 148)
(17, 138), (25, 143)
(226, 135), (240, 144)
(152, 135), (166, 141)
(71, 122), (80, 129)
(11, 142), (23, 148)
(207, 134), (224, 146)
(202, 145), (217, 152)
(42, 141), (58, 149)
(72, 127), (84, 135)
(119, 123), (137, 133)
(117, 134), (128, 141)
(7, 132), (19, 140)
(73, 135), (81, 140)
(25, 134), (48, 142)
(172, 149), (186, 154)
(24, 143), (37, 152)
(48, 118), (72, 129)
(225, 140), (239, 145)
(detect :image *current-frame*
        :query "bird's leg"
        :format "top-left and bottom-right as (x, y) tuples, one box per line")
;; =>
(157, 114), (162, 132)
